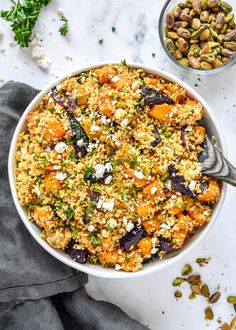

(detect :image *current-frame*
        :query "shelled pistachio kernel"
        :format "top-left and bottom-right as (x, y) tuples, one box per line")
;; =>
(201, 284), (210, 298)
(172, 277), (186, 286)
(181, 263), (193, 276)
(209, 291), (221, 304)
(205, 306), (214, 320)
(175, 290), (182, 298)
(221, 323), (231, 330)
(231, 317), (236, 329)
(227, 296), (236, 304)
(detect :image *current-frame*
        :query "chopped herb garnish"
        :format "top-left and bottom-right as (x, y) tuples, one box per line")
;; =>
(130, 156), (138, 168)
(37, 177), (44, 185)
(121, 59), (127, 66)
(36, 119), (40, 124)
(64, 207), (74, 220)
(152, 53), (156, 58)
(84, 168), (93, 179)
(98, 38), (104, 45)
(86, 208), (94, 216)
(71, 227), (78, 237)
(59, 16), (69, 36)
(69, 151), (75, 160)
(121, 193), (128, 202)
(112, 26), (116, 32)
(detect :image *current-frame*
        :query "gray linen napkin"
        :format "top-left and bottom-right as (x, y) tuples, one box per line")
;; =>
(0, 81), (148, 330)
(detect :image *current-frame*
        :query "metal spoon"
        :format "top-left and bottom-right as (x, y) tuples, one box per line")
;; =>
(199, 136), (236, 186)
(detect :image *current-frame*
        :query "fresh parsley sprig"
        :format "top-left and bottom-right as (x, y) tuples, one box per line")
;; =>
(59, 15), (68, 36)
(0, 0), (53, 48)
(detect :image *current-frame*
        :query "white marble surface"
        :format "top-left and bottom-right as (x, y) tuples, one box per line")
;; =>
(1, 0), (236, 329)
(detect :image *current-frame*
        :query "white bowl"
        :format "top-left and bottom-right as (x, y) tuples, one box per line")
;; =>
(8, 62), (227, 279)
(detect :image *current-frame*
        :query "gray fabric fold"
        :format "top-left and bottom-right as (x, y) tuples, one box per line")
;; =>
(0, 81), (148, 330)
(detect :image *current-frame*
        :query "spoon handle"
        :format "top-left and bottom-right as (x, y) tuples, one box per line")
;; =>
(201, 137), (236, 187)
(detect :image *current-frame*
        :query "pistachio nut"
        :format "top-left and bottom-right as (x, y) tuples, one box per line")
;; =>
(222, 48), (234, 56)
(175, 21), (189, 28)
(167, 31), (180, 40)
(209, 27), (219, 39)
(192, 0), (201, 15)
(173, 49), (183, 59)
(212, 6), (220, 13)
(200, 28), (210, 41)
(225, 13), (234, 23)
(172, 277), (186, 286)
(176, 37), (190, 52)
(190, 9), (196, 17)
(224, 29), (236, 41)
(166, 38), (177, 53)
(191, 26), (206, 39)
(200, 11), (210, 22)
(177, 27), (192, 38)
(178, 2), (187, 9)
(231, 317), (236, 329)
(190, 43), (201, 56)
(200, 45), (212, 55)
(201, 53), (216, 62)
(178, 58), (190, 66)
(207, 0), (221, 8)
(227, 296), (236, 304)
(205, 307), (214, 320)
(192, 18), (201, 30)
(187, 50), (195, 57)
(222, 56), (231, 63)
(201, 0), (208, 11)
(224, 41), (236, 51)
(179, 13), (193, 23)
(200, 61), (213, 69)
(216, 12), (225, 30)
(188, 56), (201, 68)
(207, 41), (220, 47)
(166, 13), (175, 29)
(213, 57), (224, 68)
(182, 7), (191, 15)
(172, 5), (182, 18)
(220, 2), (232, 14)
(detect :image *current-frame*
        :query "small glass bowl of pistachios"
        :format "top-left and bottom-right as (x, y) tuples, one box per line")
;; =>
(159, 0), (236, 74)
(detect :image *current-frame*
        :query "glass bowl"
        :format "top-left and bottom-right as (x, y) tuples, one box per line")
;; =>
(158, 0), (236, 75)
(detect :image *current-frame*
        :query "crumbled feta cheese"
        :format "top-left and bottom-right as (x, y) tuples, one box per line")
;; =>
(55, 172), (66, 181)
(126, 222), (134, 232)
(189, 180), (196, 191)
(31, 33), (50, 70)
(101, 116), (107, 124)
(133, 170), (144, 180)
(90, 125), (100, 131)
(105, 162), (112, 172)
(114, 108), (125, 120)
(122, 217), (127, 225)
(165, 147), (174, 153)
(165, 180), (172, 191)
(151, 247), (159, 254)
(118, 249), (122, 254)
(185, 125), (192, 132)
(45, 147), (51, 152)
(151, 238), (158, 245)
(87, 225), (95, 232)
(137, 157), (141, 162)
(54, 142), (68, 153)
(53, 165), (60, 170)
(94, 164), (106, 179)
(160, 223), (171, 230)
(111, 75), (120, 82)
(104, 175), (113, 185)
(97, 198), (104, 209)
(102, 199), (115, 212)
(77, 139), (84, 146)
(107, 219), (117, 228)
(57, 7), (64, 16)
(120, 118), (129, 127)
(150, 187), (157, 195)
(33, 185), (41, 196)
(115, 264), (121, 271)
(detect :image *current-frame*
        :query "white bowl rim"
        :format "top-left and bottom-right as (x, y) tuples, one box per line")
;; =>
(8, 61), (227, 279)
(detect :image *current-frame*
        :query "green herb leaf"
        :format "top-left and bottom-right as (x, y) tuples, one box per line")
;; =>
(121, 59), (127, 67)
(0, 0), (53, 48)
(84, 168), (93, 179)
(121, 193), (128, 201)
(112, 26), (116, 32)
(69, 151), (75, 160)
(59, 16), (69, 36)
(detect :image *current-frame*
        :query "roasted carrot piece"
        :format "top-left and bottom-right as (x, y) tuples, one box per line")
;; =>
(192, 125), (205, 145)
(142, 180), (165, 201)
(142, 218), (161, 234)
(97, 95), (115, 117)
(44, 171), (61, 194)
(95, 65), (116, 84)
(99, 249), (119, 266)
(124, 168), (149, 186)
(77, 84), (88, 106)
(43, 122), (66, 142)
(137, 238), (152, 257)
(149, 104), (175, 122)
(197, 178), (221, 204)
(82, 119), (102, 139)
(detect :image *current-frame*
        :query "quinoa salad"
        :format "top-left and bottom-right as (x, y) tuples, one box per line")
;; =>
(15, 64), (221, 272)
